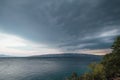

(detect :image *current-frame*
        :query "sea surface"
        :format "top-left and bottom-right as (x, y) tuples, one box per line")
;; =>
(0, 57), (102, 80)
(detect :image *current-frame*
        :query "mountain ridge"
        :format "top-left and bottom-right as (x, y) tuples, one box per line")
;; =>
(30, 53), (103, 58)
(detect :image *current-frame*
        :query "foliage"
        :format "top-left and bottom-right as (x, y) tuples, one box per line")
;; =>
(88, 63), (106, 80)
(66, 72), (79, 80)
(66, 63), (106, 80)
(102, 36), (120, 79)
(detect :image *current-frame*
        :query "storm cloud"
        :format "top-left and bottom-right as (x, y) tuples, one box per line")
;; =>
(0, 0), (120, 55)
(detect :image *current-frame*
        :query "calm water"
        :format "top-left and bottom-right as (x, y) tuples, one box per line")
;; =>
(0, 57), (101, 80)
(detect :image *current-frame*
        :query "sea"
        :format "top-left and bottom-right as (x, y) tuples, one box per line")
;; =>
(0, 56), (102, 80)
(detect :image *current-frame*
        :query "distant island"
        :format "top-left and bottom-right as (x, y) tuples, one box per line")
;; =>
(30, 53), (102, 58)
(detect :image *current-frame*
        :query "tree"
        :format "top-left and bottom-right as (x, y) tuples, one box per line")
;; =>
(88, 63), (106, 80)
(66, 72), (78, 80)
(112, 36), (120, 54)
(102, 36), (120, 79)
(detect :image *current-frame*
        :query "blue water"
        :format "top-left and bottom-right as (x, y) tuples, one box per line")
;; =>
(0, 57), (101, 80)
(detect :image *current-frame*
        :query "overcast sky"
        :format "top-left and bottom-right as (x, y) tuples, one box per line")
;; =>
(0, 0), (120, 56)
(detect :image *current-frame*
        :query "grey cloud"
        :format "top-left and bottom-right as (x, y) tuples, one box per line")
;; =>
(0, 0), (120, 52)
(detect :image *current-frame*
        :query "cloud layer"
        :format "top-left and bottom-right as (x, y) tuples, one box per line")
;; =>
(0, 0), (120, 56)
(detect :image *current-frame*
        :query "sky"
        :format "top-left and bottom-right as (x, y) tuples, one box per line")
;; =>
(0, 0), (120, 56)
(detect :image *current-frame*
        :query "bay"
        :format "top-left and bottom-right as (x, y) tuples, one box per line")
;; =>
(0, 56), (102, 80)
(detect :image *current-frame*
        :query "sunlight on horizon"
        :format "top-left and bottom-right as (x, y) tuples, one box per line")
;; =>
(0, 32), (61, 56)
(0, 32), (110, 56)
(0, 33), (27, 47)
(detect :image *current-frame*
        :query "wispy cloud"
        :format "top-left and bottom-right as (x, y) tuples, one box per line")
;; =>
(78, 49), (112, 55)
(99, 29), (119, 38)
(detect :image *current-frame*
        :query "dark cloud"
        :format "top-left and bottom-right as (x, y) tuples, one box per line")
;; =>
(0, 0), (120, 52)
